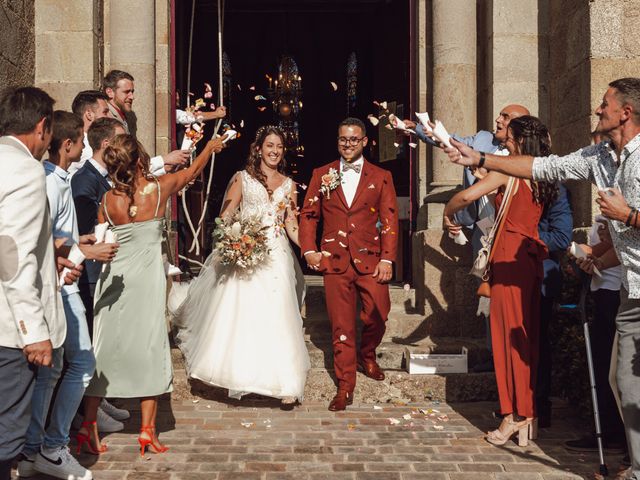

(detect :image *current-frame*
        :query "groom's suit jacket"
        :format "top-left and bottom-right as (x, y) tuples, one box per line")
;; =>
(299, 159), (399, 274)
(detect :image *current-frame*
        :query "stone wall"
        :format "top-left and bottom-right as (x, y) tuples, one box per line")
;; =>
(477, 0), (549, 127)
(34, 0), (102, 110)
(0, 0), (35, 88)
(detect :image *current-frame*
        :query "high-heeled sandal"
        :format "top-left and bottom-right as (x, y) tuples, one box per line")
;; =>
(486, 417), (532, 447)
(138, 425), (169, 456)
(76, 421), (108, 455)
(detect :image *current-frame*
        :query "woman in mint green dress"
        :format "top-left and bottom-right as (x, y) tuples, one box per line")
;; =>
(79, 134), (224, 456)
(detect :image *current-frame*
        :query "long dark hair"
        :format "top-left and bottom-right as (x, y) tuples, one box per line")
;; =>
(102, 134), (151, 216)
(245, 125), (287, 193)
(508, 115), (558, 205)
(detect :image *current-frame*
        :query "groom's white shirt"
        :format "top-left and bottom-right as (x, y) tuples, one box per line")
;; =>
(340, 155), (364, 207)
(0, 136), (66, 349)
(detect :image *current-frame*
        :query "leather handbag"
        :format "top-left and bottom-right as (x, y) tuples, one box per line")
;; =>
(470, 177), (518, 296)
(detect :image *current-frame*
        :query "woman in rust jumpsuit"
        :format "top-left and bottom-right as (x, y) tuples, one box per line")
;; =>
(443, 116), (558, 446)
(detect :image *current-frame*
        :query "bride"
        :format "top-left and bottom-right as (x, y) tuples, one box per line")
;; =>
(173, 125), (310, 409)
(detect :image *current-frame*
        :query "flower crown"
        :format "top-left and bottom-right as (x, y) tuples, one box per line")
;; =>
(255, 124), (284, 141)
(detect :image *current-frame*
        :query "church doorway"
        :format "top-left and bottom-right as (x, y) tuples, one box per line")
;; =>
(173, 0), (415, 281)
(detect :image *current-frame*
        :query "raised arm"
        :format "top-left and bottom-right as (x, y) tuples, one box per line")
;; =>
(445, 138), (594, 183)
(158, 137), (225, 197)
(444, 171), (508, 219)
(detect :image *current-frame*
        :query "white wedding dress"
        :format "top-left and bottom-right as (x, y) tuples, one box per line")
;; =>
(173, 170), (310, 400)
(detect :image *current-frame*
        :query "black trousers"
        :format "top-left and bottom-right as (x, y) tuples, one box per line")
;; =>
(536, 294), (554, 416)
(78, 282), (95, 339)
(591, 288), (625, 440)
(0, 347), (36, 479)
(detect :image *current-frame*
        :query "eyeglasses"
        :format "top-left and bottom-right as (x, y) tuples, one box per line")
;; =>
(337, 136), (364, 146)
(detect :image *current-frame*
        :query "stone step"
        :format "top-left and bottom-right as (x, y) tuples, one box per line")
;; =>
(171, 336), (489, 373)
(171, 365), (497, 404)
(303, 276), (417, 315)
(302, 307), (485, 342)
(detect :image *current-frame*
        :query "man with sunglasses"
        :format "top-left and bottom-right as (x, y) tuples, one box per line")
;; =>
(300, 117), (399, 411)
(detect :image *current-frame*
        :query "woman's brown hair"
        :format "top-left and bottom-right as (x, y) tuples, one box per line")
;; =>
(102, 134), (151, 216)
(245, 125), (287, 193)
(507, 115), (558, 205)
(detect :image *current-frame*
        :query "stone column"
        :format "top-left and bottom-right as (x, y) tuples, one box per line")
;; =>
(108, 0), (156, 153)
(411, 0), (480, 336)
(430, 0), (476, 190)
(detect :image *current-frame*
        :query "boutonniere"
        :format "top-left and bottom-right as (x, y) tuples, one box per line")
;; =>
(319, 168), (342, 199)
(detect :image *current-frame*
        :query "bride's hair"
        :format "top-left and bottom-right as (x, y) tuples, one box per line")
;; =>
(245, 125), (287, 193)
(103, 134), (152, 216)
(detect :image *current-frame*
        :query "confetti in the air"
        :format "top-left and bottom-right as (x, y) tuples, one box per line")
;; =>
(254, 95), (266, 101)
(330, 81), (338, 91)
(249, 86), (256, 91)
(258, 106), (267, 112)
(367, 114), (379, 126)
(409, 142), (418, 148)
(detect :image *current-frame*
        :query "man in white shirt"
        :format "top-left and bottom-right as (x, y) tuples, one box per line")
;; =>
(18, 111), (120, 480)
(0, 87), (81, 480)
(103, 70), (191, 176)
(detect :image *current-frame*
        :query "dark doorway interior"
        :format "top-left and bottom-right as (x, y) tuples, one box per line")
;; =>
(175, 0), (412, 279)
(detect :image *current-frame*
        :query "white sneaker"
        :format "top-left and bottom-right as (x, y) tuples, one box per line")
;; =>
(34, 446), (92, 480)
(100, 399), (130, 421)
(97, 407), (124, 433)
(16, 453), (37, 477)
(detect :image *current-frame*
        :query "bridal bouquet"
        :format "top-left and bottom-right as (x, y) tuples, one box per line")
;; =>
(212, 212), (270, 270)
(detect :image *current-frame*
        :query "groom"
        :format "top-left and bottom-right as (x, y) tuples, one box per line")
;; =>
(300, 117), (399, 411)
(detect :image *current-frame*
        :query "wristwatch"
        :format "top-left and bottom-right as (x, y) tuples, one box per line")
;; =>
(478, 152), (486, 169)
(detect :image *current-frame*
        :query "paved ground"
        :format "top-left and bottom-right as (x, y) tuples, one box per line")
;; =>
(15, 396), (627, 480)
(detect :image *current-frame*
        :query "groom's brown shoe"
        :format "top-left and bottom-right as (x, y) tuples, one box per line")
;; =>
(357, 360), (385, 381)
(328, 390), (353, 412)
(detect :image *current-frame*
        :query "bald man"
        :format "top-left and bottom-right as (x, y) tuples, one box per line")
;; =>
(404, 104), (530, 255)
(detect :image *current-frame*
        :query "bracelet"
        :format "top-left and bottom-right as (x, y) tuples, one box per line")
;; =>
(625, 207), (636, 227)
(478, 152), (486, 169)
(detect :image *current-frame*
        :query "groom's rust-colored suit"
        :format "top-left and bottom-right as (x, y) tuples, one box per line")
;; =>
(299, 159), (398, 393)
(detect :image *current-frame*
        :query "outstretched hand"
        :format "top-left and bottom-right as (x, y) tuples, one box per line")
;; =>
(444, 138), (481, 167)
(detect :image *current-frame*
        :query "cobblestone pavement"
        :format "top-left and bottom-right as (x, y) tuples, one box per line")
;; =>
(15, 396), (627, 480)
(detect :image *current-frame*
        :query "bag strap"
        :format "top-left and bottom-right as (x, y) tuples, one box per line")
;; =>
(487, 177), (518, 263)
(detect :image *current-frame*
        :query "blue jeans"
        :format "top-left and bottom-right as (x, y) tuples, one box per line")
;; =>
(23, 293), (96, 455)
